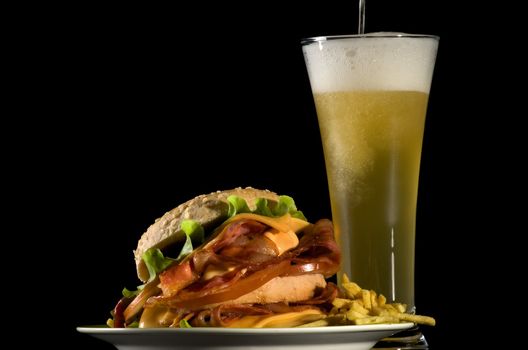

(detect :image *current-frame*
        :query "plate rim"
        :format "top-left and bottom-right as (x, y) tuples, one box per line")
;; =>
(77, 322), (414, 335)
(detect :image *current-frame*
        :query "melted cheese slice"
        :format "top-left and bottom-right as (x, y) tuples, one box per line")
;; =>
(263, 228), (298, 256)
(226, 213), (311, 256)
(227, 213), (311, 234)
(227, 309), (325, 328)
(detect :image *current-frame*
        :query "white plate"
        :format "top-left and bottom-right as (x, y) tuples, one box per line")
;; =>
(77, 323), (414, 350)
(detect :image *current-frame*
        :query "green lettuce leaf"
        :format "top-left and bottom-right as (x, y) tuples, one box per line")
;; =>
(121, 279), (146, 298)
(253, 198), (273, 217)
(273, 195), (307, 220)
(179, 319), (192, 328)
(142, 248), (176, 283)
(177, 219), (205, 261)
(121, 285), (143, 298)
(181, 219), (205, 245)
(176, 232), (193, 261)
(227, 195), (251, 217)
(273, 195), (295, 216)
(140, 221), (206, 284)
(122, 287), (138, 298)
(291, 210), (307, 221)
(226, 194), (307, 221)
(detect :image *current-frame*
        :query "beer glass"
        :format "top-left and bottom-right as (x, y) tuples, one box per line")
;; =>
(302, 34), (438, 315)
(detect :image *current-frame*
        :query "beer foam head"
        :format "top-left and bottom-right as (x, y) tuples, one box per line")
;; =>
(302, 33), (439, 93)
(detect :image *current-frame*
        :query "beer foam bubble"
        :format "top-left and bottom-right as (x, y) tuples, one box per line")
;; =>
(302, 33), (438, 93)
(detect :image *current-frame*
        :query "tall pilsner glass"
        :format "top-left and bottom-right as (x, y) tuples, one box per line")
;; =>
(302, 34), (438, 318)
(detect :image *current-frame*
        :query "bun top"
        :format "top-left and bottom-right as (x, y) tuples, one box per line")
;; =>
(134, 187), (280, 282)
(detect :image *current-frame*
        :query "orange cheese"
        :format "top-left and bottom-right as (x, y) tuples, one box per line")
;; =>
(225, 213), (311, 234)
(227, 309), (324, 328)
(227, 213), (311, 256)
(264, 228), (299, 256)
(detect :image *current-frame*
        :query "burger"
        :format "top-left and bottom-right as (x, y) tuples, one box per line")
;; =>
(109, 187), (340, 328)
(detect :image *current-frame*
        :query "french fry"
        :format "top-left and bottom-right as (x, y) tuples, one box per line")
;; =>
(353, 315), (399, 325)
(395, 313), (436, 326)
(392, 303), (407, 313)
(371, 306), (390, 316)
(332, 298), (354, 309)
(334, 274), (436, 327)
(370, 290), (378, 308)
(298, 314), (347, 327)
(346, 310), (369, 320)
(361, 289), (372, 309)
(350, 300), (369, 315)
(382, 304), (399, 313)
(377, 294), (387, 307)
(342, 282), (362, 299)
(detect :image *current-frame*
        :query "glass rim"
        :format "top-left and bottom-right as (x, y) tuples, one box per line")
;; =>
(301, 33), (439, 45)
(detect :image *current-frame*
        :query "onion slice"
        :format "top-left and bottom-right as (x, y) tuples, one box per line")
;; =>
(123, 279), (161, 324)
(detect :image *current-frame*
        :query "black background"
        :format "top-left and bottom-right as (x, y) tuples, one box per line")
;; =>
(13, 1), (518, 349)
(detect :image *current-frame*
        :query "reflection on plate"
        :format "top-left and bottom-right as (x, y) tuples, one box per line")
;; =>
(77, 323), (414, 350)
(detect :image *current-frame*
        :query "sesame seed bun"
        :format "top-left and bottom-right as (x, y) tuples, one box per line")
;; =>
(134, 187), (280, 282)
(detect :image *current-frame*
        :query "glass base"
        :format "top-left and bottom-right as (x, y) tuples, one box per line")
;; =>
(372, 326), (428, 349)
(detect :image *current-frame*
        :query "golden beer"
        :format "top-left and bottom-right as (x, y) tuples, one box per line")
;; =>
(303, 34), (438, 312)
(314, 90), (428, 309)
